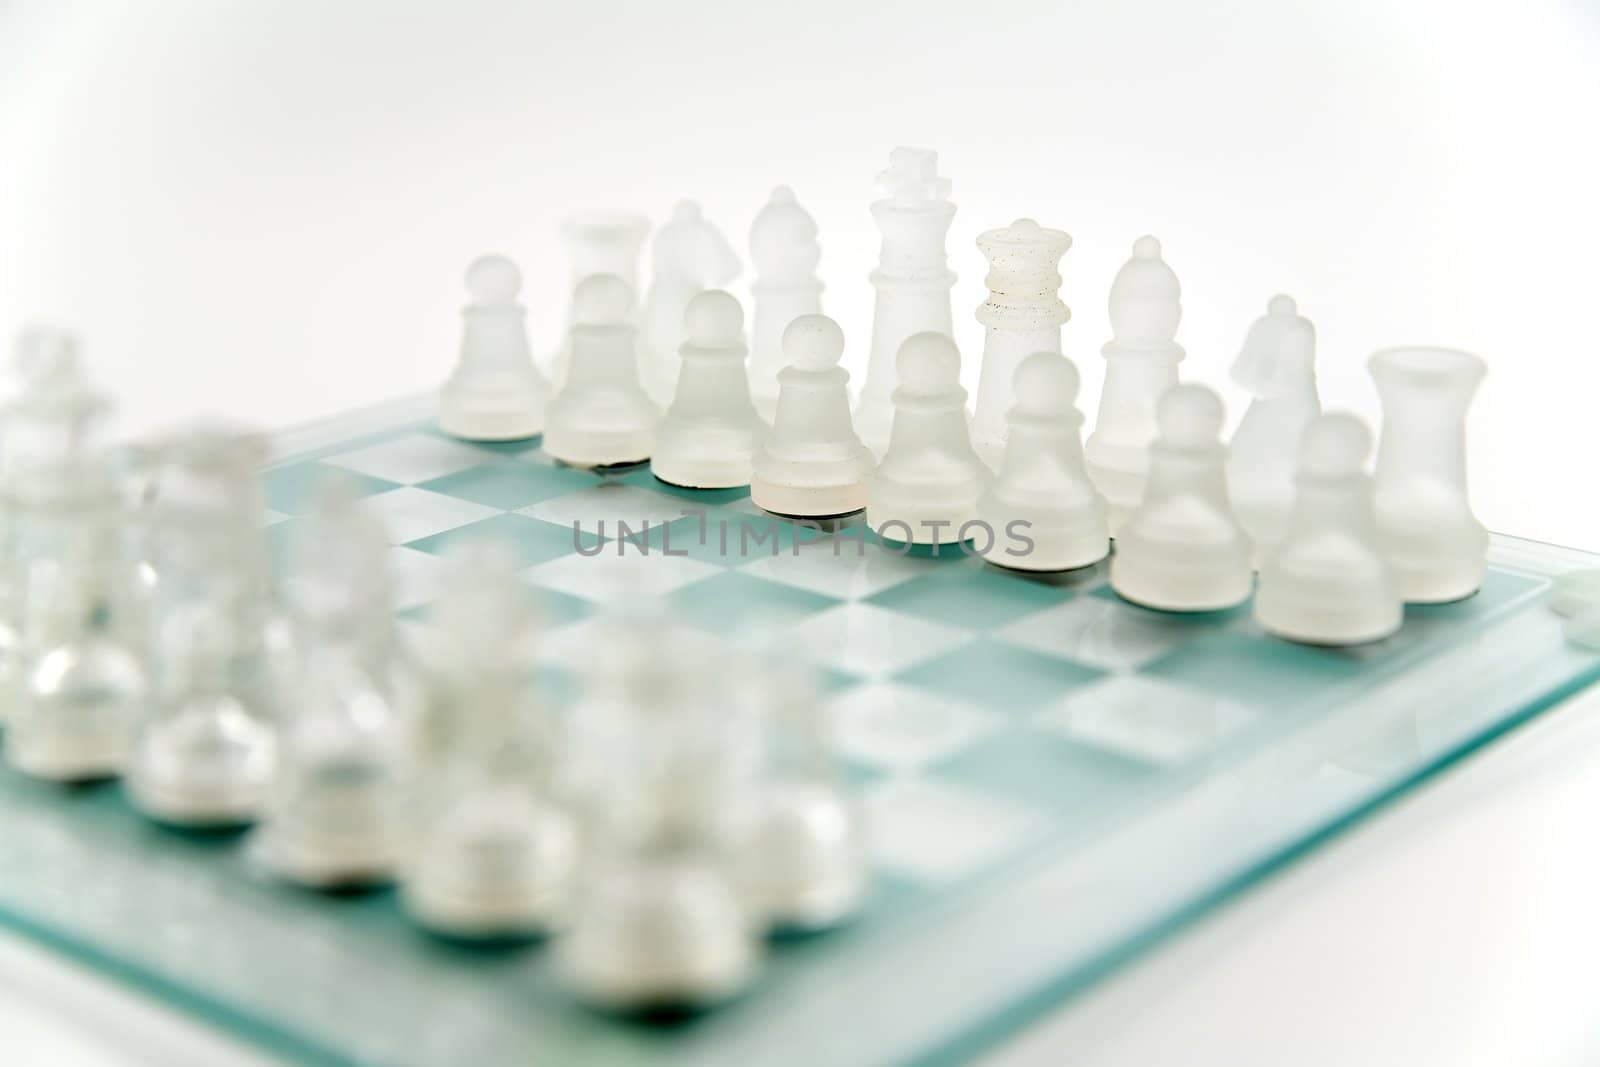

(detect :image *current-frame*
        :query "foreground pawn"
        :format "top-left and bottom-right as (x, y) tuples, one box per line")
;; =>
(438, 255), (550, 441)
(868, 333), (989, 546)
(1227, 296), (1321, 561)
(1085, 237), (1186, 528)
(739, 656), (866, 932)
(403, 543), (577, 939)
(3, 342), (147, 781)
(969, 218), (1073, 468)
(543, 274), (661, 468)
(126, 427), (280, 826)
(1370, 346), (1489, 602)
(854, 148), (958, 457)
(1255, 415), (1402, 645)
(977, 353), (1109, 572)
(558, 628), (761, 1011)
(255, 481), (419, 888)
(548, 211), (650, 389)
(639, 201), (741, 406)
(750, 315), (873, 518)
(651, 290), (767, 489)
(747, 187), (824, 420)
(1112, 385), (1253, 612)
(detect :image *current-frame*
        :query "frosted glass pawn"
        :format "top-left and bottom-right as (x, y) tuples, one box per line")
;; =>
(855, 147), (958, 457)
(1086, 237), (1186, 529)
(977, 353), (1109, 572)
(651, 290), (767, 489)
(970, 218), (1073, 468)
(1111, 385), (1253, 612)
(1227, 295), (1321, 562)
(549, 211), (650, 389)
(639, 201), (740, 406)
(1256, 414), (1402, 645)
(750, 315), (873, 518)
(404, 542), (577, 939)
(256, 480), (419, 888)
(543, 274), (661, 468)
(438, 255), (550, 441)
(867, 333), (989, 546)
(747, 187), (824, 421)
(1370, 347), (1489, 603)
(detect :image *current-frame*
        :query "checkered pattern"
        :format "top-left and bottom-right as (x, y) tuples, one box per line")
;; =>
(266, 421), (1549, 892)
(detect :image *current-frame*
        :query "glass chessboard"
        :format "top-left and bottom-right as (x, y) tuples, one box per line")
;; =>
(0, 395), (1596, 1067)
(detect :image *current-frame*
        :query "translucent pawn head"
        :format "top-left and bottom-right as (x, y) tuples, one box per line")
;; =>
(465, 255), (522, 305)
(1232, 294), (1316, 396)
(1156, 384), (1225, 449)
(781, 314), (844, 372)
(895, 332), (961, 396)
(684, 289), (744, 347)
(1108, 235), (1182, 346)
(1298, 413), (1371, 480)
(1010, 351), (1079, 417)
(571, 273), (634, 328)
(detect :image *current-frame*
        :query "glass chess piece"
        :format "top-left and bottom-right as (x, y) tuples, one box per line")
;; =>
(253, 478), (421, 887)
(125, 426), (281, 826)
(2, 337), (147, 781)
(1369, 346), (1489, 603)
(557, 624), (762, 1010)
(402, 542), (578, 939)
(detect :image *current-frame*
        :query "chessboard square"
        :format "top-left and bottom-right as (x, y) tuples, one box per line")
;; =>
(866, 564), (1066, 631)
(531, 586), (595, 630)
(1141, 631), (1366, 709)
(741, 529), (929, 600)
(524, 546), (722, 607)
(994, 595), (1211, 671)
(263, 509), (290, 527)
(261, 462), (399, 516)
(405, 512), (602, 569)
(612, 467), (752, 506)
(666, 571), (841, 638)
(519, 482), (705, 539)
(929, 728), (1157, 815)
(1035, 675), (1259, 766)
(323, 431), (496, 485)
(862, 777), (1050, 886)
(385, 546), (450, 611)
(360, 488), (503, 545)
(789, 603), (975, 679)
(828, 683), (1002, 772)
(417, 460), (602, 511)
(896, 641), (1105, 712)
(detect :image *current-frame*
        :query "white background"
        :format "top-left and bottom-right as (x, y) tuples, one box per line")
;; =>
(4, 3), (1600, 1065)
(3, 0), (1598, 544)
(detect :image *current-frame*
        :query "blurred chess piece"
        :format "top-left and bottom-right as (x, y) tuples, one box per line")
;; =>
(403, 542), (577, 939)
(855, 147), (958, 458)
(549, 211), (650, 389)
(254, 478), (421, 887)
(747, 186), (824, 421)
(1086, 237), (1186, 530)
(126, 425), (282, 826)
(639, 201), (740, 407)
(2, 329), (149, 781)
